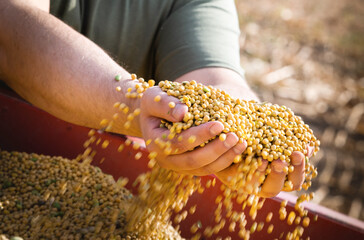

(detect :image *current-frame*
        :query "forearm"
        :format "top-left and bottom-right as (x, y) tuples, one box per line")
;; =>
(0, 1), (142, 137)
(175, 67), (259, 102)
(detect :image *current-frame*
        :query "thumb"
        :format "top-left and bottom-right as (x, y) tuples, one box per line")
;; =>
(142, 86), (188, 122)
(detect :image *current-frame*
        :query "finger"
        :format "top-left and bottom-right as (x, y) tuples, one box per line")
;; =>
(178, 141), (247, 176)
(260, 160), (287, 198)
(287, 151), (305, 190)
(243, 159), (268, 194)
(160, 132), (239, 171)
(144, 121), (224, 157)
(215, 163), (239, 186)
(215, 158), (267, 184)
(306, 145), (314, 158)
(168, 121), (224, 154)
(141, 116), (171, 147)
(142, 87), (188, 122)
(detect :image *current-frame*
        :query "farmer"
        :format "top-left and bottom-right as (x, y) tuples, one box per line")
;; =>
(0, 0), (309, 197)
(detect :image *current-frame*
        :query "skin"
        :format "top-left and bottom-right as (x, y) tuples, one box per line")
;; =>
(0, 0), (310, 198)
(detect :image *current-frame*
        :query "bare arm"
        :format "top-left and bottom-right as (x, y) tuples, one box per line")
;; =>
(0, 0), (142, 137)
(0, 1), (307, 197)
(0, 1), (247, 179)
(175, 67), (259, 101)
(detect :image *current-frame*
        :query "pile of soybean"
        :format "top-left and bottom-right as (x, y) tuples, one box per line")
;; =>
(157, 80), (319, 192)
(0, 75), (321, 240)
(0, 150), (182, 240)
(116, 76), (320, 239)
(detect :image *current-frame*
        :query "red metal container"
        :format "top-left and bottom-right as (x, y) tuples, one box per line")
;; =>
(1, 86), (363, 239)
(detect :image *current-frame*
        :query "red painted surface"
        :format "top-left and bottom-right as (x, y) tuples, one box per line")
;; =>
(1, 86), (363, 239)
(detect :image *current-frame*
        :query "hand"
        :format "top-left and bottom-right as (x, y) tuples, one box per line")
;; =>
(139, 86), (247, 176)
(215, 146), (314, 198)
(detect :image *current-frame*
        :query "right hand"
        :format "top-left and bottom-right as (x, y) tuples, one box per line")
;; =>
(216, 146), (314, 198)
(139, 86), (247, 176)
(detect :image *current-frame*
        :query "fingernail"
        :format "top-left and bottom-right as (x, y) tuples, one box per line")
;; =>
(171, 104), (185, 120)
(292, 155), (303, 166)
(307, 146), (314, 157)
(233, 143), (245, 154)
(209, 123), (224, 136)
(257, 159), (268, 171)
(224, 134), (238, 148)
(272, 162), (284, 173)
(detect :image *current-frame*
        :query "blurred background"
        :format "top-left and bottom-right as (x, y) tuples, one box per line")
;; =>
(236, 0), (364, 220)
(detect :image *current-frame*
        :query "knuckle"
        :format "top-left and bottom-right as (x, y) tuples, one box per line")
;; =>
(172, 140), (190, 153)
(141, 88), (153, 102)
(202, 165), (213, 175)
(185, 156), (200, 170)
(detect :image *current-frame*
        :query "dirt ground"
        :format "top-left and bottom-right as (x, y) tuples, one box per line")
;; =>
(236, 0), (364, 220)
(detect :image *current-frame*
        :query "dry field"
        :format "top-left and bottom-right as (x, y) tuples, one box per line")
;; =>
(236, 0), (364, 220)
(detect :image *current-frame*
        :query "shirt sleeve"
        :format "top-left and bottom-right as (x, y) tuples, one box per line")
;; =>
(50, 0), (82, 32)
(154, 0), (244, 81)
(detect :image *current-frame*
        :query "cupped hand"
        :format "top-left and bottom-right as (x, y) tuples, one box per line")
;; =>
(216, 146), (314, 198)
(139, 86), (247, 176)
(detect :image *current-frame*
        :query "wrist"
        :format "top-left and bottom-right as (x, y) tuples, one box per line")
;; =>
(213, 81), (260, 102)
(110, 74), (144, 138)
(175, 67), (259, 102)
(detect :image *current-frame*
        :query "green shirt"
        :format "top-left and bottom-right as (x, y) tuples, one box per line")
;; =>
(50, 0), (244, 82)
